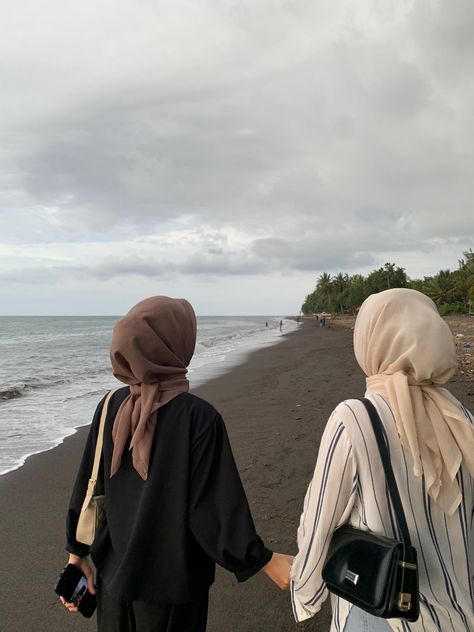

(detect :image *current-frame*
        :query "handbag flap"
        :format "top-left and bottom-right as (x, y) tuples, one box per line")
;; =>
(322, 526), (402, 610)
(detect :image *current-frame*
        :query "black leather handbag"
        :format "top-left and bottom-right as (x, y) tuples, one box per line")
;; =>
(321, 398), (419, 622)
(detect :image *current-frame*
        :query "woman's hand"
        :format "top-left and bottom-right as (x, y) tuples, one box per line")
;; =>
(59, 554), (96, 613)
(261, 552), (294, 590)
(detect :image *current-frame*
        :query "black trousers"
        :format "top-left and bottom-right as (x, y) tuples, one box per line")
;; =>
(96, 577), (209, 632)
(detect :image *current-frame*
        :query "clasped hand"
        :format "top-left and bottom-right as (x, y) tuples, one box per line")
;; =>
(261, 552), (293, 591)
(60, 551), (293, 615)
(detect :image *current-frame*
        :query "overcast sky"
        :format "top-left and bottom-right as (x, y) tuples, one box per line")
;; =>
(1, 0), (473, 315)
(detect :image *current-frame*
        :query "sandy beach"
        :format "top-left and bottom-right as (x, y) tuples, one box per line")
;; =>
(1, 319), (473, 632)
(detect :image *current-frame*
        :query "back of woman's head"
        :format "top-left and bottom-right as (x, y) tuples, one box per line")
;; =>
(353, 288), (456, 385)
(108, 296), (197, 479)
(110, 296), (197, 385)
(353, 288), (474, 515)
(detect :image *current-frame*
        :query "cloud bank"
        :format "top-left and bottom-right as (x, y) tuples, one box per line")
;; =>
(1, 0), (473, 312)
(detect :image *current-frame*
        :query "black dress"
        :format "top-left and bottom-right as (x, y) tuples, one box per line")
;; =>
(66, 388), (272, 631)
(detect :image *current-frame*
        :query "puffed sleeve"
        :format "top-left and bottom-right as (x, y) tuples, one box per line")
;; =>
(291, 413), (357, 622)
(65, 395), (106, 557)
(189, 413), (272, 581)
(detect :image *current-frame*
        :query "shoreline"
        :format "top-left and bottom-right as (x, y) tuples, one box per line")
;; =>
(1, 320), (472, 632)
(0, 318), (297, 478)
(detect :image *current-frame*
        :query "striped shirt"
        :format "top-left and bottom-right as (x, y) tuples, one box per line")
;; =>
(290, 394), (474, 632)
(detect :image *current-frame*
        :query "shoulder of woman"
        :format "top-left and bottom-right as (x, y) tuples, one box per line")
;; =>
(109, 385), (130, 403)
(103, 385), (130, 411)
(324, 398), (379, 448)
(330, 398), (367, 423)
(181, 394), (227, 447)
(91, 386), (129, 427)
(179, 392), (223, 428)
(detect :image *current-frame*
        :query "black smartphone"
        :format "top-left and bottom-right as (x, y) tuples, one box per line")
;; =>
(54, 563), (96, 618)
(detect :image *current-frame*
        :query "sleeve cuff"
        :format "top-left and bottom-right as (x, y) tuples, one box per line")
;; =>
(290, 579), (325, 622)
(234, 546), (273, 582)
(65, 542), (90, 558)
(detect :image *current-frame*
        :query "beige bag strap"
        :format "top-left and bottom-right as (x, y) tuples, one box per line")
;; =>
(86, 387), (121, 496)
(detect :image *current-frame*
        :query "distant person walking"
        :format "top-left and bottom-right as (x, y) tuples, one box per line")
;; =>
(60, 296), (292, 631)
(279, 320), (283, 333)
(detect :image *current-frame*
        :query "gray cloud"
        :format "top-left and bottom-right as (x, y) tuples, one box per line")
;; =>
(0, 227), (421, 285)
(0, 253), (265, 284)
(1, 0), (473, 312)
(252, 237), (376, 272)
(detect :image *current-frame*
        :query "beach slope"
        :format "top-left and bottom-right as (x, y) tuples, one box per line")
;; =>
(0, 320), (472, 632)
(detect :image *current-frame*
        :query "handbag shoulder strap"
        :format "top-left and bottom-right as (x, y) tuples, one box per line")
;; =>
(89, 387), (121, 483)
(359, 397), (412, 546)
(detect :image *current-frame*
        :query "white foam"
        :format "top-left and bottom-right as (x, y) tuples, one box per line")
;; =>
(0, 316), (299, 475)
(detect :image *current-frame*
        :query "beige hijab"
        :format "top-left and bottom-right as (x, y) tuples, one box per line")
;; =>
(109, 296), (197, 479)
(354, 288), (474, 515)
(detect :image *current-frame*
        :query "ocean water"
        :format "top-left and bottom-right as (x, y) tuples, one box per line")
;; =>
(0, 315), (298, 476)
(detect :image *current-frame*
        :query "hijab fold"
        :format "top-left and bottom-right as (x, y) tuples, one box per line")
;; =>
(354, 288), (474, 515)
(109, 296), (197, 480)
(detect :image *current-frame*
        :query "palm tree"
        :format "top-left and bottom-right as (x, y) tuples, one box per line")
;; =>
(424, 270), (455, 306)
(316, 273), (334, 312)
(453, 250), (474, 309)
(346, 274), (368, 312)
(333, 272), (349, 314)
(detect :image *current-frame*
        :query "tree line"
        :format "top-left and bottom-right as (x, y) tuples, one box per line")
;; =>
(301, 250), (474, 316)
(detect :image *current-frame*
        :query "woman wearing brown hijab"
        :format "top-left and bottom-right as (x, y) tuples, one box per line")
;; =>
(61, 296), (291, 631)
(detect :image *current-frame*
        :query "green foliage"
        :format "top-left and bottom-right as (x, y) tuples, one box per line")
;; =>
(407, 279), (425, 292)
(301, 250), (473, 314)
(453, 249), (474, 307)
(366, 263), (408, 294)
(438, 302), (468, 316)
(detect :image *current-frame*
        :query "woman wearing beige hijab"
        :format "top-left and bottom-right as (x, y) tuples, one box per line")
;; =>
(291, 288), (474, 631)
(60, 296), (291, 631)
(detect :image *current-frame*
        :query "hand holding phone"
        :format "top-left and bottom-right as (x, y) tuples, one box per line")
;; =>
(55, 563), (97, 618)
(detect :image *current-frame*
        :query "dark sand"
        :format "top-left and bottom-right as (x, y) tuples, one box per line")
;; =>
(1, 321), (472, 632)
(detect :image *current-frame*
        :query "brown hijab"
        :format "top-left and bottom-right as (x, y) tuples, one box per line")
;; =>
(109, 296), (197, 479)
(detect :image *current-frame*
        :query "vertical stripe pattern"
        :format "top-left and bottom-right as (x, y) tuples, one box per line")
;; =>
(290, 395), (474, 632)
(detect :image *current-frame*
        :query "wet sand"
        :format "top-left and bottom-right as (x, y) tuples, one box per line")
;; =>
(0, 320), (472, 632)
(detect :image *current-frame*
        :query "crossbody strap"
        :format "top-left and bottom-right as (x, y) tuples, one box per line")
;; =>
(360, 397), (412, 547)
(89, 387), (121, 484)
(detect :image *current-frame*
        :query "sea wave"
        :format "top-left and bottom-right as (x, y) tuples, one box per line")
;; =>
(63, 387), (112, 403)
(0, 383), (29, 400)
(0, 315), (296, 475)
(195, 326), (274, 351)
(0, 377), (72, 400)
(0, 366), (111, 403)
